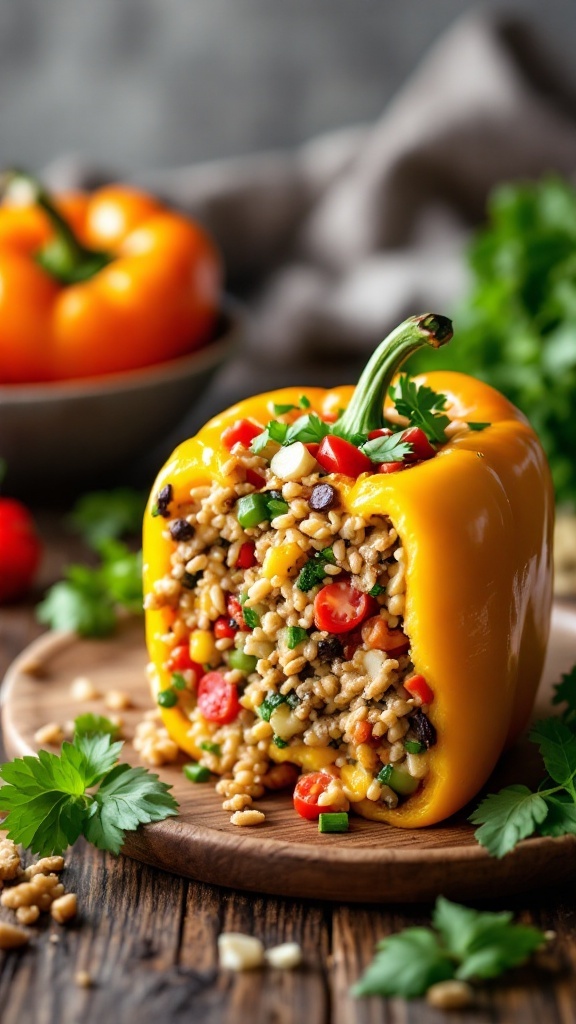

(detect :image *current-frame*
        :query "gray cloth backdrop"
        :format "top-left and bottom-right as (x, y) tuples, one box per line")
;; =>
(44, 11), (576, 480)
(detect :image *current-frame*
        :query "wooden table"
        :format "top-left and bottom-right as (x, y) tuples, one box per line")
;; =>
(1, 514), (576, 1024)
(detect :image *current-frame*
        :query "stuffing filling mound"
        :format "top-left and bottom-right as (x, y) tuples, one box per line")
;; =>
(145, 421), (437, 826)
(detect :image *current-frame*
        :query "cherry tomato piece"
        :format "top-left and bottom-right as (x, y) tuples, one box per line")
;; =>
(214, 616), (237, 640)
(237, 541), (257, 569)
(378, 461), (405, 474)
(293, 772), (339, 820)
(246, 468), (266, 489)
(305, 442), (320, 459)
(352, 720), (373, 745)
(0, 498), (42, 603)
(167, 644), (202, 673)
(197, 671), (241, 724)
(361, 615), (410, 655)
(367, 428), (394, 440)
(404, 674), (434, 704)
(315, 435), (373, 478)
(401, 427), (436, 462)
(314, 580), (373, 634)
(226, 594), (249, 630)
(222, 419), (262, 451)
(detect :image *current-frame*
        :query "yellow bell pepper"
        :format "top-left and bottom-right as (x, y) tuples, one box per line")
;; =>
(143, 314), (553, 827)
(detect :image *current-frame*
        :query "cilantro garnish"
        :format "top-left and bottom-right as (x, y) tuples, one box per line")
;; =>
(353, 896), (545, 999)
(285, 413), (331, 446)
(74, 714), (120, 739)
(68, 488), (147, 548)
(471, 668), (576, 856)
(388, 374), (451, 444)
(360, 433), (413, 463)
(272, 395), (311, 415)
(256, 692), (288, 722)
(286, 626), (309, 649)
(296, 547), (337, 592)
(0, 729), (178, 857)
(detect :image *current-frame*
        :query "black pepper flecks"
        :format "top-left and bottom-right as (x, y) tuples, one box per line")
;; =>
(317, 637), (344, 662)
(309, 483), (338, 512)
(154, 484), (173, 518)
(411, 709), (437, 749)
(169, 518), (194, 542)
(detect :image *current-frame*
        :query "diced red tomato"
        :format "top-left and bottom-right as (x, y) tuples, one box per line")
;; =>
(316, 435), (373, 478)
(197, 671), (241, 724)
(352, 720), (373, 745)
(314, 580), (373, 634)
(377, 461), (405, 474)
(305, 442), (320, 459)
(222, 419), (262, 451)
(293, 772), (339, 820)
(404, 674), (434, 704)
(361, 615), (410, 655)
(226, 594), (250, 631)
(237, 541), (257, 569)
(167, 644), (203, 676)
(401, 427), (436, 463)
(246, 468), (266, 488)
(214, 616), (237, 640)
(367, 427), (394, 440)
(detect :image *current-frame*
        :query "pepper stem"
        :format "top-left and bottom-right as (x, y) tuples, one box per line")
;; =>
(1, 170), (112, 285)
(335, 314), (453, 438)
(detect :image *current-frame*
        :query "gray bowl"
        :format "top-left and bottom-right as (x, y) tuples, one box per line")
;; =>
(0, 301), (241, 491)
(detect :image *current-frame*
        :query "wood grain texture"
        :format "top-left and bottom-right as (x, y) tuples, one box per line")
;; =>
(3, 605), (576, 904)
(1, 516), (576, 1023)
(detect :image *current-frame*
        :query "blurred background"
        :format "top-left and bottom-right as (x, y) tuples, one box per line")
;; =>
(2, 0), (576, 171)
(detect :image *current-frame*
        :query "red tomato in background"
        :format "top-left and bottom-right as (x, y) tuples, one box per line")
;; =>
(293, 772), (338, 820)
(0, 498), (42, 603)
(314, 581), (373, 634)
(197, 671), (241, 724)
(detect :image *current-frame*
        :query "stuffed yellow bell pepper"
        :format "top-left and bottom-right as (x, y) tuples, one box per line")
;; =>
(143, 314), (553, 828)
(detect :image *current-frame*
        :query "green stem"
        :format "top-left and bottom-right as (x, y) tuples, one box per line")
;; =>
(335, 314), (453, 438)
(2, 169), (112, 285)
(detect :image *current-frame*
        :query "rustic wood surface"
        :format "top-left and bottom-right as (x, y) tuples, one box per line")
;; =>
(4, 608), (576, 904)
(1, 512), (576, 1023)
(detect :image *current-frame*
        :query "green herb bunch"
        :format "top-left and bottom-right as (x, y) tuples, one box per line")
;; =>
(471, 665), (576, 856)
(410, 176), (576, 504)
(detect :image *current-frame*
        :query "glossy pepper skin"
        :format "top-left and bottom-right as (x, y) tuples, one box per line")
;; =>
(143, 315), (554, 828)
(0, 172), (221, 383)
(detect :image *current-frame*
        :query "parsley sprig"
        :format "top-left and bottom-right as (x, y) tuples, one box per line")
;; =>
(353, 897), (544, 999)
(0, 727), (178, 857)
(471, 663), (576, 857)
(388, 374), (451, 444)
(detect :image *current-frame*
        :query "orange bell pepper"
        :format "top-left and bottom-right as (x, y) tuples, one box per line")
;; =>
(0, 171), (221, 383)
(143, 314), (553, 828)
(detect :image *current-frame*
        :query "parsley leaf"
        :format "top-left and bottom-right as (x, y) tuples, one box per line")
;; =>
(360, 433), (413, 463)
(529, 717), (576, 786)
(68, 488), (147, 549)
(552, 664), (576, 724)
(469, 785), (549, 858)
(0, 733), (178, 857)
(286, 626), (308, 649)
(539, 795), (576, 837)
(296, 547), (337, 592)
(74, 714), (120, 740)
(353, 897), (545, 999)
(352, 928), (453, 998)
(389, 374), (451, 443)
(250, 420), (288, 454)
(285, 414), (331, 445)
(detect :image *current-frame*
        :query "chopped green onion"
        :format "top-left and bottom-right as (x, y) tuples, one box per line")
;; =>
(257, 692), (287, 722)
(267, 498), (289, 517)
(200, 740), (221, 756)
(318, 812), (349, 834)
(273, 402), (298, 415)
(236, 493), (270, 528)
(183, 762), (211, 783)
(228, 649), (258, 674)
(171, 672), (187, 691)
(404, 740), (426, 755)
(376, 764), (393, 785)
(273, 735), (288, 748)
(369, 584), (385, 598)
(286, 626), (308, 649)
(157, 689), (178, 708)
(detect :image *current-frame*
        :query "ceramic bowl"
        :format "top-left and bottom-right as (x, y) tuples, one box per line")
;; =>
(0, 300), (241, 492)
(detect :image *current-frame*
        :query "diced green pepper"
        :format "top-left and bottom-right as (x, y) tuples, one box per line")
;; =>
(171, 672), (187, 691)
(157, 688), (178, 708)
(387, 766), (420, 796)
(236, 493), (270, 528)
(183, 762), (211, 783)
(200, 740), (221, 756)
(286, 626), (308, 649)
(404, 740), (426, 755)
(376, 764), (393, 785)
(318, 812), (349, 834)
(228, 648), (258, 674)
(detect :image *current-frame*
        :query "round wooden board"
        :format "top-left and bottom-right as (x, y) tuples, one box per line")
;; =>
(2, 605), (576, 904)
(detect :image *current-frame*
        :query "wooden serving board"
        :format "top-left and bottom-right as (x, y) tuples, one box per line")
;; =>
(2, 605), (576, 904)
